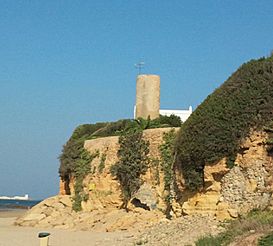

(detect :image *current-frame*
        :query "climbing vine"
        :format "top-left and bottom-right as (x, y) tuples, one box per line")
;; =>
(150, 158), (160, 185)
(72, 149), (99, 211)
(110, 130), (150, 210)
(159, 129), (177, 217)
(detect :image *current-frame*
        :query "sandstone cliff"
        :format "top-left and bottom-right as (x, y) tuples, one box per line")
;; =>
(16, 128), (273, 232)
(60, 127), (179, 213)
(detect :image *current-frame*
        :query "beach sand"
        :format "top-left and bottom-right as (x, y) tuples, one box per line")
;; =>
(0, 210), (135, 246)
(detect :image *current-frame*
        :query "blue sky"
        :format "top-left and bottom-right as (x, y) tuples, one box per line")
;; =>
(1, 1), (273, 199)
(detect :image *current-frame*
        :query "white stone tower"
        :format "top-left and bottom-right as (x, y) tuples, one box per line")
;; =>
(135, 74), (160, 120)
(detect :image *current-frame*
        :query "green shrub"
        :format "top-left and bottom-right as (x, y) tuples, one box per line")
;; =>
(195, 235), (225, 246)
(158, 114), (182, 127)
(175, 55), (273, 190)
(110, 130), (150, 209)
(258, 232), (273, 246)
(98, 152), (106, 173)
(59, 122), (108, 179)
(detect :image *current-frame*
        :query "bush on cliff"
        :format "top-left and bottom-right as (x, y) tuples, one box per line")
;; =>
(59, 122), (107, 179)
(175, 55), (273, 190)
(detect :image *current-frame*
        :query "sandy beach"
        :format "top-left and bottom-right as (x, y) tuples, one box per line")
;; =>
(0, 210), (135, 246)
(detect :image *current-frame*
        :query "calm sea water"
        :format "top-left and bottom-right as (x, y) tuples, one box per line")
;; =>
(0, 199), (41, 210)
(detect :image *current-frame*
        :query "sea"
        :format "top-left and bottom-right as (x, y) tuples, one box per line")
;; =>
(0, 199), (41, 210)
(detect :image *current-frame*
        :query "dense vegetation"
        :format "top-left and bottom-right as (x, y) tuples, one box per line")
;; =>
(59, 115), (181, 180)
(59, 122), (106, 181)
(175, 55), (273, 190)
(110, 130), (150, 210)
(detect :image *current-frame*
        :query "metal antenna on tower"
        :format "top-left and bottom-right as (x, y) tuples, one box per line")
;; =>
(135, 61), (145, 75)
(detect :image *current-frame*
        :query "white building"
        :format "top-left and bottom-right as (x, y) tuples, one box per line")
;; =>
(134, 106), (193, 123)
(160, 106), (192, 123)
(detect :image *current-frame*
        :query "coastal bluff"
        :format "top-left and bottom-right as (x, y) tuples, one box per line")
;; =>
(16, 128), (178, 232)
(60, 127), (179, 214)
(16, 127), (273, 232)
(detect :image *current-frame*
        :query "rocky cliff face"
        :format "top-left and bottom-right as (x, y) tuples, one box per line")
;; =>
(181, 130), (273, 220)
(16, 128), (273, 231)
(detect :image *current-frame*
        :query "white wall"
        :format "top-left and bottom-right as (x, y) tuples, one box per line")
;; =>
(160, 106), (192, 123)
(134, 105), (193, 123)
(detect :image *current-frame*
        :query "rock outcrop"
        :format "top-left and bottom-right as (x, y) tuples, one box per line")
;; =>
(15, 195), (164, 232)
